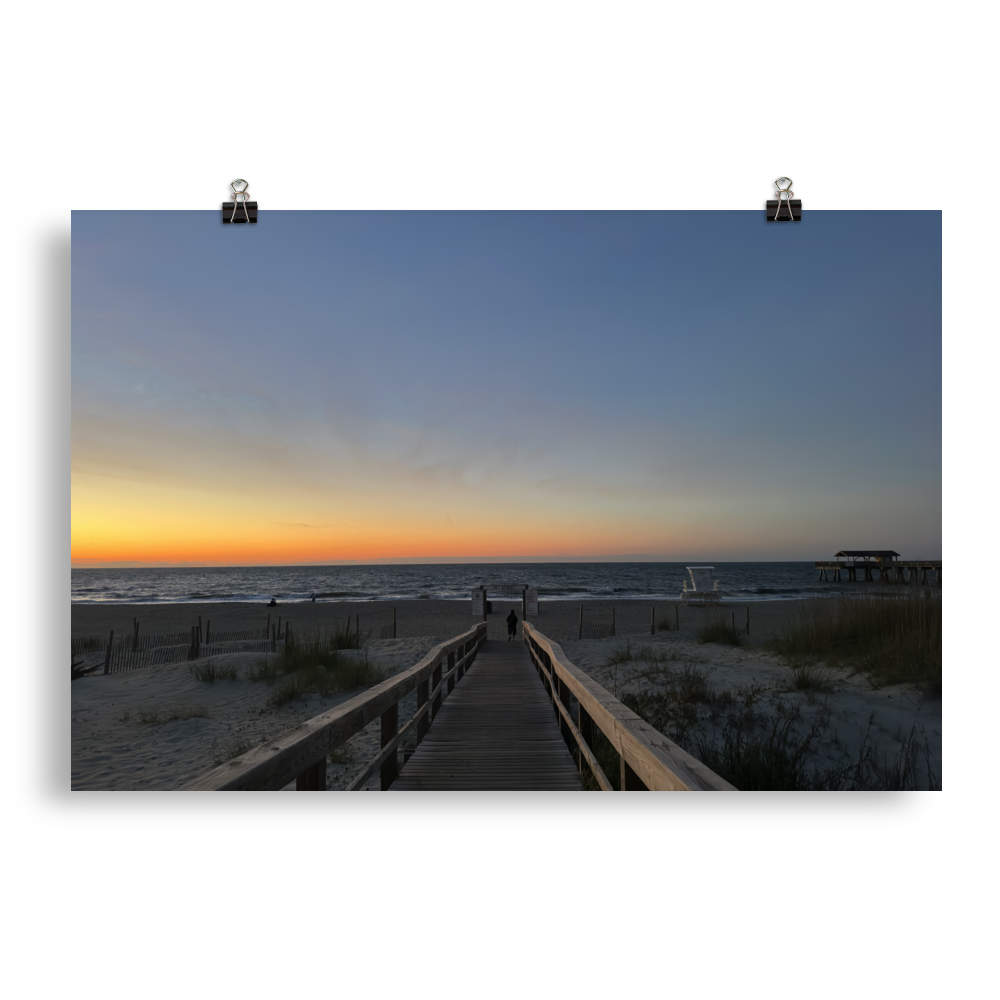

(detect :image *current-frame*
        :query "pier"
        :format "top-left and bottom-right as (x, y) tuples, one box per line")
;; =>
(815, 550), (941, 585)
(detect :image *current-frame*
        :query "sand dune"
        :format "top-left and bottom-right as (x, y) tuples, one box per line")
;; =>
(71, 598), (941, 790)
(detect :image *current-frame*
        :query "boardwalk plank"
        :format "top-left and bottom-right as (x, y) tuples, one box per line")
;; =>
(390, 640), (583, 791)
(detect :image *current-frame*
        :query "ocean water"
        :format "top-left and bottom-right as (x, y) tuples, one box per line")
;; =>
(70, 562), (853, 605)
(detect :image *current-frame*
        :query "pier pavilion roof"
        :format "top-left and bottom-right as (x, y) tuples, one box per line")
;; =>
(834, 550), (900, 561)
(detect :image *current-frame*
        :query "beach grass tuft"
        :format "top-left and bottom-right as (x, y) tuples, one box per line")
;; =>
(790, 662), (835, 693)
(136, 705), (210, 726)
(247, 620), (386, 703)
(697, 616), (743, 646)
(215, 735), (256, 764)
(265, 657), (385, 707)
(765, 591), (941, 696)
(696, 718), (821, 790)
(189, 661), (240, 683)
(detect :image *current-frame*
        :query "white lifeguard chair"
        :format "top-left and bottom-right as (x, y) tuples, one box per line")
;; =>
(682, 566), (721, 606)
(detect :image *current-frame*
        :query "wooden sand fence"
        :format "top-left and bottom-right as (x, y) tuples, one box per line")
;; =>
(82, 617), (286, 676)
(578, 605), (616, 640)
(282, 611), (398, 651)
(85, 609), (400, 677)
(187, 622), (488, 791)
(524, 623), (735, 791)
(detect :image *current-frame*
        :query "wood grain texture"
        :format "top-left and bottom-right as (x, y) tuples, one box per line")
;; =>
(390, 641), (583, 791)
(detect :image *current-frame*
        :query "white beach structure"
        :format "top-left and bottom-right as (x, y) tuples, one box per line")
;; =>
(682, 566), (721, 605)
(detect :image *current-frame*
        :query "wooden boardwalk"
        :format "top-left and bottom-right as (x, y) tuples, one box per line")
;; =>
(390, 640), (583, 790)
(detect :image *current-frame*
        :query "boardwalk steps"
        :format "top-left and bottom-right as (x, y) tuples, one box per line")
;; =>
(390, 641), (582, 790)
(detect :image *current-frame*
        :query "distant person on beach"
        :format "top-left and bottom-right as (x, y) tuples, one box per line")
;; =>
(268, 598), (277, 607)
(506, 609), (518, 641)
(311, 593), (316, 602)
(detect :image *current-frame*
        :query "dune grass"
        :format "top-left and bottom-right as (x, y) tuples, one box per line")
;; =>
(695, 718), (821, 790)
(697, 616), (743, 646)
(690, 717), (939, 790)
(606, 639), (690, 670)
(266, 655), (387, 707)
(189, 661), (240, 683)
(215, 734), (256, 764)
(125, 705), (210, 726)
(766, 591), (941, 696)
(584, 603), (940, 790)
(249, 628), (389, 707)
(790, 662), (835, 692)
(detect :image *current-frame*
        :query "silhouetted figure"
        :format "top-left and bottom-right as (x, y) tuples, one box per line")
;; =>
(268, 598), (277, 607)
(311, 593), (316, 603)
(506, 609), (518, 641)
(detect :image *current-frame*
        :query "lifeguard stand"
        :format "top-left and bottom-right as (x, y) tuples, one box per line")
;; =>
(682, 566), (721, 606)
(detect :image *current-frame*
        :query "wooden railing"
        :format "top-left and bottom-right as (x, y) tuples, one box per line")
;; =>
(187, 622), (488, 791)
(523, 623), (735, 791)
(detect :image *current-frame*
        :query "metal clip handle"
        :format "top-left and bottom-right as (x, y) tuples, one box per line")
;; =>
(229, 179), (251, 223)
(774, 176), (794, 202)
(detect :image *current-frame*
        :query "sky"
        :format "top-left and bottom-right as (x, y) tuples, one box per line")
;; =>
(71, 210), (941, 566)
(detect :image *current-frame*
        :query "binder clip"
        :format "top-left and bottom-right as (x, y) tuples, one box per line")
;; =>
(766, 177), (801, 222)
(222, 179), (257, 223)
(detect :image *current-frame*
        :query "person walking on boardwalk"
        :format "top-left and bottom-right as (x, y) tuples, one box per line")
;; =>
(506, 608), (519, 641)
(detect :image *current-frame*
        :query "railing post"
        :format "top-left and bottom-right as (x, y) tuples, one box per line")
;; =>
(381, 702), (399, 790)
(621, 757), (649, 791)
(456, 642), (465, 680)
(416, 678), (430, 745)
(557, 671), (572, 743)
(296, 758), (326, 790)
(431, 659), (443, 719)
(579, 704), (595, 756)
(103, 630), (114, 675)
(447, 650), (456, 693)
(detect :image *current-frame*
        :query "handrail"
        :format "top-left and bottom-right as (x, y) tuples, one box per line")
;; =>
(187, 622), (488, 790)
(523, 622), (735, 791)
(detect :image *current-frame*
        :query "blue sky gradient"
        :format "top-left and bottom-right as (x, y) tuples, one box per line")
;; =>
(71, 210), (941, 564)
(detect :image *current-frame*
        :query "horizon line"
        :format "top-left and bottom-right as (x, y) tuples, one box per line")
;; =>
(71, 554), (942, 570)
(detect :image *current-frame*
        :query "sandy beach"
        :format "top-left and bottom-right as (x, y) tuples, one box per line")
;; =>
(72, 597), (830, 646)
(71, 597), (939, 790)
